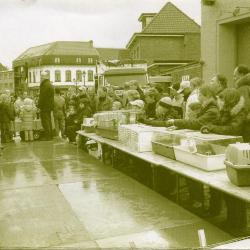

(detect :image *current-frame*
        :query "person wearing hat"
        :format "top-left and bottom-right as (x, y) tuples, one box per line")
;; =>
(177, 80), (191, 101)
(129, 99), (145, 112)
(201, 88), (246, 137)
(38, 71), (54, 140)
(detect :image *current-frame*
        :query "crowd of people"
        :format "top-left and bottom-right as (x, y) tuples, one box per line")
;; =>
(1, 64), (250, 146)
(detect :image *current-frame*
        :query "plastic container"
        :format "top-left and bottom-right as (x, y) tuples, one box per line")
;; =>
(96, 127), (118, 140)
(225, 143), (250, 165)
(152, 141), (176, 159)
(174, 144), (226, 171)
(225, 160), (250, 186)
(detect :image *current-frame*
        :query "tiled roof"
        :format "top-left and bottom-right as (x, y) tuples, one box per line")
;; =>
(142, 2), (200, 34)
(96, 48), (130, 61)
(15, 41), (99, 61)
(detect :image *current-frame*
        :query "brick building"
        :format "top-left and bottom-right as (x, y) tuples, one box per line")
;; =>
(201, 0), (250, 86)
(162, 62), (202, 84)
(126, 2), (201, 76)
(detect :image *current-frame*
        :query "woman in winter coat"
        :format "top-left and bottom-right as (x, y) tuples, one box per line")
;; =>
(201, 88), (246, 137)
(20, 98), (37, 141)
(166, 84), (219, 130)
(234, 66), (250, 141)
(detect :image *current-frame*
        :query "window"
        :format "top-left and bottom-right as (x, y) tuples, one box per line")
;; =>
(33, 72), (36, 83)
(76, 70), (82, 82)
(65, 70), (71, 82)
(87, 70), (94, 81)
(45, 70), (50, 80)
(55, 57), (60, 64)
(29, 72), (31, 83)
(55, 70), (61, 82)
(136, 46), (140, 59)
(76, 57), (81, 63)
(88, 57), (93, 64)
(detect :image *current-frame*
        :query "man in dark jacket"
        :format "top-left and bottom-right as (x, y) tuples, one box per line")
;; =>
(38, 71), (54, 140)
(234, 65), (250, 141)
(167, 84), (219, 130)
(201, 88), (246, 136)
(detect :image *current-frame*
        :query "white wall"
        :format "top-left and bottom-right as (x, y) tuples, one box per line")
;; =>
(28, 65), (96, 87)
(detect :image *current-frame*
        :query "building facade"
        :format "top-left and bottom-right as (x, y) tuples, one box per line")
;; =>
(0, 70), (14, 93)
(201, 0), (250, 86)
(126, 2), (201, 76)
(13, 41), (99, 94)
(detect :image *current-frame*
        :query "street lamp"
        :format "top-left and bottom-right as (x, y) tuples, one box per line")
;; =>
(82, 70), (86, 86)
(73, 78), (77, 93)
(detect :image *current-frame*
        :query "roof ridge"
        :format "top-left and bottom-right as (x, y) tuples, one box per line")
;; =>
(142, 1), (200, 33)
(96, 47), (128, 50)
(168, 2), (200, 28)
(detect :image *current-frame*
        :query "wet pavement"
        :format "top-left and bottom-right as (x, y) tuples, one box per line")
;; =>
(0, 139), (233, 248)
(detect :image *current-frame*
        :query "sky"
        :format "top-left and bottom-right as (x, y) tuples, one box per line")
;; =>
(0, 0), (201, 68)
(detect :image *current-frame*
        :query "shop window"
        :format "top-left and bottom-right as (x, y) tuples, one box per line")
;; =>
(55, 70), (61, 82)
(65, 70), (71, 82)
(76, 70), (82, 82)
(88, 70), (94, 81)
(55, 57), (60, 64)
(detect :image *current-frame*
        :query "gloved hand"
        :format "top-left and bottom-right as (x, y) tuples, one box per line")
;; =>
(165, 119), (175, 127)
(201, 125), (212, 134)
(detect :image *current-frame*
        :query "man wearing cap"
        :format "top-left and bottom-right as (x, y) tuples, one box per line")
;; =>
(38, 71), (54, 140)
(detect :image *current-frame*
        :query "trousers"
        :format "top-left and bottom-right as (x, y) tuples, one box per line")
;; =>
(40, 111), (52, 139)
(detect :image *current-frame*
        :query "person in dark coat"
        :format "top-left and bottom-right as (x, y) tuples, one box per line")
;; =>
(38, 71), (54, 140)
(166, 84), (219, 130)
(0, 94), (14, 143)
(234, 65), (250, 141)
(201, 88), (246, 137)
(210, 74), (228, 95)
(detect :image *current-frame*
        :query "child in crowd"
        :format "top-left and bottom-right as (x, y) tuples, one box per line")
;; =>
(20, 98), (36, 141)
(65, 105), (78, 143)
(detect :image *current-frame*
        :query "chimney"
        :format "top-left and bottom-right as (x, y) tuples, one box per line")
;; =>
(89, 40), (94, 47)
(138, 13), (156, 30)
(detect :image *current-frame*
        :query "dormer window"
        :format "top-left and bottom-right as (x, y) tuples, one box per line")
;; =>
(76, 57), (81, 63)
(88, 57), (93, 64)
(55, 57), (60, 64)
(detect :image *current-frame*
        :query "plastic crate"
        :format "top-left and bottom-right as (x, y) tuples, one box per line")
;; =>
(152, 141), (176, 160)
(83, 126), (95, 133)
(225, 160), (250, 186)
(96, 127), (118, 140)
(174, 145), (225, 171)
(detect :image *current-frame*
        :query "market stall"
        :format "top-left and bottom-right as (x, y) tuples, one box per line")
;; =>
(77, 113), (250, 235)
